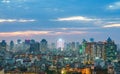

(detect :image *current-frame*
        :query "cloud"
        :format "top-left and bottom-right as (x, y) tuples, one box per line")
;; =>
(1, 0), (27, 3)
(45, 8), (64, 12)
(0, 30), (87, 37)
(0, 31), (51, 37)
(103, 24), (120, 28)
(53, 16), (97, 22)
(107, 2), (120, 10)
(54, 31), (87, 35)
(59, 27), (100, 31)
(0, 19), (36, 23)
(1, 0), (10, 3)
(51, 16), (120, 29)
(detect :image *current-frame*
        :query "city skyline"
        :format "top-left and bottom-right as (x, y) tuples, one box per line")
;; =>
(0, 0), (120, 43)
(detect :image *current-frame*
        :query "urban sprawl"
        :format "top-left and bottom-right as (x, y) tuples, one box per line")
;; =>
(0, 37), (120, 74)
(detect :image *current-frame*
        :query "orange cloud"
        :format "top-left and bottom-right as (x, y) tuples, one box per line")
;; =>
(0, 31), (51, 37)
(0, 30), (87, 37)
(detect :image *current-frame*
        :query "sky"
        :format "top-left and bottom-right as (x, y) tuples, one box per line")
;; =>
(0, 0), (120, 43)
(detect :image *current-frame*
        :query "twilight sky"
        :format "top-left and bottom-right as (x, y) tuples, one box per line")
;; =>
(0, 0), (120, 43)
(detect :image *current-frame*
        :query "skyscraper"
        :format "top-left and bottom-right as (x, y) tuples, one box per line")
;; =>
(105, 37), (117, 62)
(17, 39), (22, 44)
(40, 39), (48, 51)
(71, 42), (75, 51)
(50, 43), (56, 50)
(57, 38), (64, 51)
(10, 40), (14, 50)
(0, 40), (7, 50)
(29, 40), (40, 53)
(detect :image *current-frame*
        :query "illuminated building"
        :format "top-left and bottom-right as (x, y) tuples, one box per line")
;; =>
(0, 69), (4, 74)
(80, 39), (87, 54)
(57, 38), (64, 51)
(84, 42), (95, 64)
(83, 40), (106, 64)
(105, 37), (117, 62)
(95, 42), (105, 60)
(82, 37), (117, 64)
(80, 39), (87, 63)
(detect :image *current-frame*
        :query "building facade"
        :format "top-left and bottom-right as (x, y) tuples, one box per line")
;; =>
(40, 39), (48, 51)
(104, 37), (117, 62)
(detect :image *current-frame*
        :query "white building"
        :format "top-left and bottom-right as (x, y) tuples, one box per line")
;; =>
(57, 38), (64, 51)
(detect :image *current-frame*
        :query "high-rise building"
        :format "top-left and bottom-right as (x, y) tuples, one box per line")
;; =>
(50, 43), (56, 50)
(80, 39), (87, 54)
(82, 40), (105, 64)
(76, 42), (80, 51)
(10, 40), (14, 50)
(84, 42), (95, 64)
(25, 39), (30, 44)
(71, 42), (76, 51)
(40, 39), (48, 51)
(79, 39), (87, 63)
(0, 40), (7, 50)
(105, 37), (117, 62)
(64, 42), (71, 50)
(29, 40), (40, 53)
(90, 38), (94, 42)
(96, 42), (105, 60)
(82, 37), (117, 64)
(17, 39), (22, 44)
(57, 38), (64, 51)
(30, 39), (35, 44)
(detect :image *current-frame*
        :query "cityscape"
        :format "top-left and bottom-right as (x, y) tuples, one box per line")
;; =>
(0, 0), (120, 74)
(0, 38), (120, 74)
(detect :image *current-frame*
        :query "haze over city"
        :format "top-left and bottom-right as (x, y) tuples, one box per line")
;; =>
(0, 0), (120, 43)
(1, 0), (120, 74)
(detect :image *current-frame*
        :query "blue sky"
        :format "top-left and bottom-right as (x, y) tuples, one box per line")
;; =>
(0, 0), (120, 43)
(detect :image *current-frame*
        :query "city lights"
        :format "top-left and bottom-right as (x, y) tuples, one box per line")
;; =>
(0, 37), (119, 74)
(57, 38), (64, 51)
(0, 0), (120, 74)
